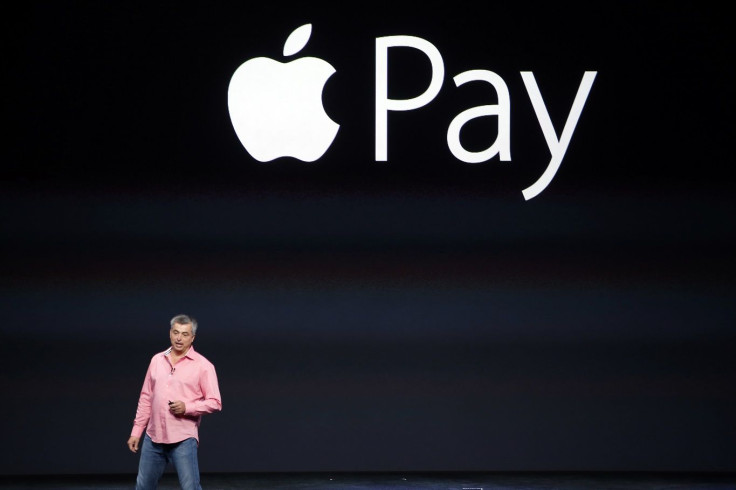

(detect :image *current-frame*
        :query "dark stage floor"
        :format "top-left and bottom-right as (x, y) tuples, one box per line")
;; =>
(1, 472), (735, 490)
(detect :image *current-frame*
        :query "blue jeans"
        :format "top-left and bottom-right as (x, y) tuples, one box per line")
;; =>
(136, 433), (202, 490)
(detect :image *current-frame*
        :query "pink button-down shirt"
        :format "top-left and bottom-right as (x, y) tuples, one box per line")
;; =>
(131, 346), (222, 444)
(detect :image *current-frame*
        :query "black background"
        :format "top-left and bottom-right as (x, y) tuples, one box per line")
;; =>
(2, 1), (735, 475)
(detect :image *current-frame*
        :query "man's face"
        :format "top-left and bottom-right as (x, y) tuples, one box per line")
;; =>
(170, 322), (195, 355)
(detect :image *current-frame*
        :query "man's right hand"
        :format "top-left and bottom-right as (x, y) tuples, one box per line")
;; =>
(127, 436), (140, 453)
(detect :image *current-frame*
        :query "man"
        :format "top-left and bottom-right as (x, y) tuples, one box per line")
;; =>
(127, 314), (222, 490)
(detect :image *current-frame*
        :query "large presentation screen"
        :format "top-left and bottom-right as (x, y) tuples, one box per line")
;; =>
(3, 2), (735, 475)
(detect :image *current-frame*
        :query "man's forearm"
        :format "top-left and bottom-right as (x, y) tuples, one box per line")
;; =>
(186, 397), (222, 416)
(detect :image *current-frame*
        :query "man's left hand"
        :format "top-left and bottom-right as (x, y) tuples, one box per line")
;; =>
(169, 400), (186, 415)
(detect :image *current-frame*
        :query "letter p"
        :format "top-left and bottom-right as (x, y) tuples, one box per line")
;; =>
(375, 36), (444, 161)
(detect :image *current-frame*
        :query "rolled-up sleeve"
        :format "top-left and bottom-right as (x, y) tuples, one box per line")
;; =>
(187, 362), (222, 416)
(131, 359), (154, 438)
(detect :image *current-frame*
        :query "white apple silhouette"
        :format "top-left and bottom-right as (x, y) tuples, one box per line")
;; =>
(228, 24), (339, 162)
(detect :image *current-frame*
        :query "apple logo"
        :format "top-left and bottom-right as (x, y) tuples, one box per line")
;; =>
(228, 24), (339, 162)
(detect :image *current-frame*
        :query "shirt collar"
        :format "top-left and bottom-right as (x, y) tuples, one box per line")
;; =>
(163, 345), (198, 360)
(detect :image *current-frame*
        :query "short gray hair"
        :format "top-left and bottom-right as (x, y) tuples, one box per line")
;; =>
(170, 314), (198, 335)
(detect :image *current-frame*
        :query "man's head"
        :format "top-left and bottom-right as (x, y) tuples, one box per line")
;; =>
(169, 314), (197, 355)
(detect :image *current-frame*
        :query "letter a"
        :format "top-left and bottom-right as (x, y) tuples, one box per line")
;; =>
(447, 69), (511, 164)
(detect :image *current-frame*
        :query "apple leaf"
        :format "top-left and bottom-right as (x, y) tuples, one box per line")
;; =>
(283, 24), (312, 57)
